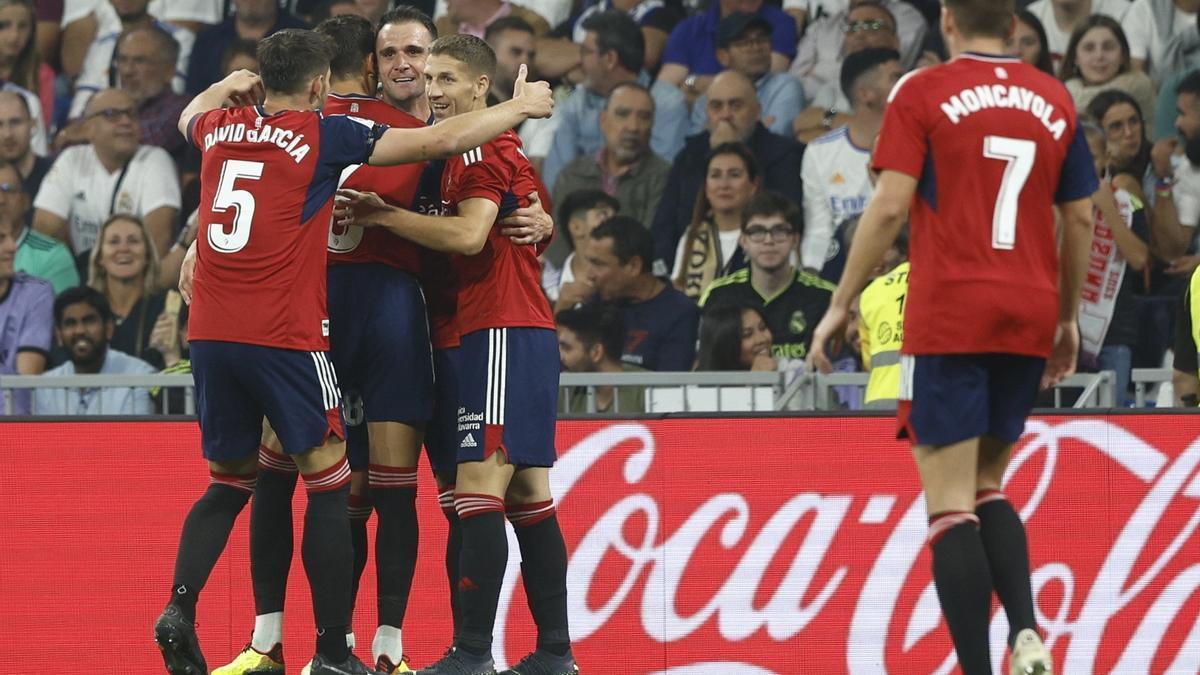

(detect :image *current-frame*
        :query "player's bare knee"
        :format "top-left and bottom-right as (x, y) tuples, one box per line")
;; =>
(976, 435), (1013, 490)
(209, 454), (258, 477)
(291, 436), (348, 476)
(455, 454), (513, 497)
(367, 421), (424, 468)
(505, 466), (551, 504)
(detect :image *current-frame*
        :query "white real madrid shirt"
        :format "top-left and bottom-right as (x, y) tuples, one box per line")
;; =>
(799, 125), (873, 271)
(33, 144), (181, 254)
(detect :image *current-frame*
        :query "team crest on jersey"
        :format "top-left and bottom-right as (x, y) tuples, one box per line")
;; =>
(350, 102), (359, 113)
(790, 310), (807, 336)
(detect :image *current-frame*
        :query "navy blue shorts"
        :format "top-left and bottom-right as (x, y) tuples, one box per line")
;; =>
(423, 347), (461, 475)
(897, 353), (1045, 447)
(456, 327), (558, 467)
(191, 340), (345, 462)
(328, 264), (434, 428)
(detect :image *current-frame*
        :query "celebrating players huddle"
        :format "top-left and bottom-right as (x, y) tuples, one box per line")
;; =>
(154, 10), (574, 675)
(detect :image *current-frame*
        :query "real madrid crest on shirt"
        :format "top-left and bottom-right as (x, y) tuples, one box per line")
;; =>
(789, 309), (807, 337)
(115, 191), (134, 214)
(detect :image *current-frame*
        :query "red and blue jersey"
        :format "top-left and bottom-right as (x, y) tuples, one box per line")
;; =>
(187, 105), (385, 351)
(444, 130), (555, 337)
(873, 53), (1097, 358)
(324, 92), (426, 276)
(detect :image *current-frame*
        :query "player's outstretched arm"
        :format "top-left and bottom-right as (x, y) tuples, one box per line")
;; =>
(808, 170), (914, 373)
(369, 65), (553, 166)
(176, 69), (264, 137)
(336, 189), (497, 255)
(1043, 196), (1094, 388)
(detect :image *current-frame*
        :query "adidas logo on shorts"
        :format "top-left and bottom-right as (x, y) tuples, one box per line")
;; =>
(460, 434), (478, 448)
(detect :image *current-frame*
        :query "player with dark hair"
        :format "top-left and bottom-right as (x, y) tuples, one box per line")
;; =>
(337, 33), (576, 675)
(810, 1), (1096, 673)
(154, 27), (554, 675)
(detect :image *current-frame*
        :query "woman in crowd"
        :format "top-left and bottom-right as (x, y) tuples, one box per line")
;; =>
(1061, 16), (1157, 127)
(0, 0), (51, 129)
(1087, 90), (1154, 208)
(672, 142), (760, 301)
(1082, 122), (1151, 404)
(87, 214), (170, 369)
(1007, 9), (1054, 75)
(696, 303), (776, 371)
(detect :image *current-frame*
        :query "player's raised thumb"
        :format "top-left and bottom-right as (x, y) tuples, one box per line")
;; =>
(514, 64), (528, 93)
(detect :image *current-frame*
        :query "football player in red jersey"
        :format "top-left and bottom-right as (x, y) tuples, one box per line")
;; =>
(337, 35), (575, 675)
(810, 1), (1096, 673)
(156, 28), (554, 675)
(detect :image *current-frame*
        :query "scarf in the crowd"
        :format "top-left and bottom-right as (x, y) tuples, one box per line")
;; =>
(677, 219), (744, 299)
(1079, 187), (1134, 362)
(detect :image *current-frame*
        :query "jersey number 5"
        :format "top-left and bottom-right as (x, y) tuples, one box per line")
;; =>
(983, 135), (1035, 250)
(208, 159), (264, 253)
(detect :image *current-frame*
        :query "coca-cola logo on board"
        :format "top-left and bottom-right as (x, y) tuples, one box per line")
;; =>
(488, 418), (1200, 673)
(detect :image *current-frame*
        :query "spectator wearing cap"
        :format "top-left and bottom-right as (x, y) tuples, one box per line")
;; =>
(0, 211), (52, 415)
(548, 82), (670, 269)
(0, 160), (79, 294)
(568, 0), (685, 73)
(658, 0), (797, 103)
(185, 0), (308, 95)
(67, 0), (195, 120)
(789, 0), (922, 124)
(688, 12), (806, 138)
(585, 215), (699, 371)
(800, 48), (901, 276)
(0, 91), (51, 198)
(542, 10), (687, 190)
(650, 69), (803, 274)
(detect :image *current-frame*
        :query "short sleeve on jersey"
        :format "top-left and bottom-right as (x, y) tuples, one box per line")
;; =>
(873, 73), (928, 178)
(319, 115), (388, 167)
(187, 109), (216, 149)
(1055, 122), (1100, 203)
(455, 147), (513, 206)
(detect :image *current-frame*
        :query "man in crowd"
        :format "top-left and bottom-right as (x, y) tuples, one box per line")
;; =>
(800, 47), (901, 275)
(548, 82), (669, 266)
(186, 0), (309, 94)
(792, 0), (903, 142)
(115, 26), (191, 161)
(68, 0), (195, 119)
(657, 0), (797, 100)
(688, 13), (806, 138)
(35, 285), (153, 415)
(700, 192), (833, 364)
(586, 215), (698, 371)
(33, 88), (181, 267)
(790, 0), (926, 97)
(543, 189), (618, 310)
(0, 215), (52, 416)
(557, 303), (646, 414)
(0, 92), (51, 199)
(0, 161), (79, 293)
(483, 17), (556, 172)
(1153, 70), (1200, 266)
(542, 10), (687, 189)
(435, 0), (551, 39)
(651, 69), (804, 272)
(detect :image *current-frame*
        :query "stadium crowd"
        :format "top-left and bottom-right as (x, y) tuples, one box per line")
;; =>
(2, 0), (1200, 415)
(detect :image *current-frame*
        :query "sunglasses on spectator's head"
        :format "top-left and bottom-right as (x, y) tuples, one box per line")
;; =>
(743, 225), (794, 242)
(87, 107), (136, 121)
(845, 19), (890, 34)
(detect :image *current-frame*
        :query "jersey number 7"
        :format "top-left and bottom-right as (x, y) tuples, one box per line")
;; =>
(983, 135), (1036, 251)
(208, 159), (264, 254)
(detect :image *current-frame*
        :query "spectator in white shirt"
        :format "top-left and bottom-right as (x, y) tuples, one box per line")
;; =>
(800, 47), (901, 274)
(33, 88), (180, 270)
(34, 284), (155, 415)
(1125, 0), (1199, 76)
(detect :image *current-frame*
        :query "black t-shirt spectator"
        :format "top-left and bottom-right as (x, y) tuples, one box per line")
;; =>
(700, 267), (835, 361)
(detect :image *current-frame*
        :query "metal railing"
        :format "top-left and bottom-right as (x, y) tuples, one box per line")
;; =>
(0, 368), (1181, 417)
